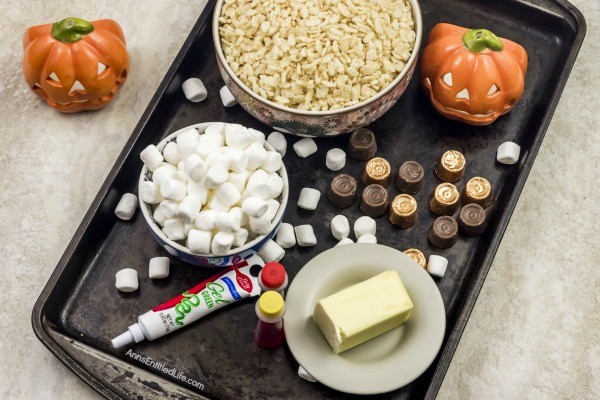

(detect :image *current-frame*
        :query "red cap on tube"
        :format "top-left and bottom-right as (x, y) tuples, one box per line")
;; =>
(261, 262), (287, 289)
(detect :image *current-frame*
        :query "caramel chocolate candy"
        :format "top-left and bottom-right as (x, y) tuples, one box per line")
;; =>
(328, 174), (358, 208)
(458, 203), (487, 236)
(388, 194), (417, 228)
(428, 216), (458, 249)
(403, 248), (426, 269)
(429, 183), (460, 215)
(462, 177), (492, 208)
(360, 184), (389, 217)
(347, 128), (377, 160)
(434, 150), (466, 183)
(395, 161), (424, 194)
(362, 157), (391, 187)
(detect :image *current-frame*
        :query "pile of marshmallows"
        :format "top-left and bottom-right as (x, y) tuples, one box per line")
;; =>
(139, 122), (285, 256)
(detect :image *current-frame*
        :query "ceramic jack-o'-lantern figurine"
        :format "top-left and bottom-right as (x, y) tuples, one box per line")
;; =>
(420, 23), (527, 126)
(22, 17), (129, 113)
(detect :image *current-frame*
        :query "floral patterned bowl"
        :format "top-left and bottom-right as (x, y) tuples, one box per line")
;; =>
(212, 0), (423, 137)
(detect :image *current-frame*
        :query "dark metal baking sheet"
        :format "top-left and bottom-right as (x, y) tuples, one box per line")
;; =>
(32, 0), (586, 398)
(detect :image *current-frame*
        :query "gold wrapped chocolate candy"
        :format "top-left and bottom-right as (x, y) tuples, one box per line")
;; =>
(434, 150), (465, 183)
(362, 157), (391, 187)
(389, 194), (417, 228)
(462, 177), (492, 208)
(403, 248), (426, 269)
(429, 183), (460, 215)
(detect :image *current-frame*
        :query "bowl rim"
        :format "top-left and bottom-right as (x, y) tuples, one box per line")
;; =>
(138, 122), (289, 258)
(212, 0), (423, 117)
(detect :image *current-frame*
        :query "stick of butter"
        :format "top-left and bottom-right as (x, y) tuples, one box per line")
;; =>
(313, 270), (414, 354)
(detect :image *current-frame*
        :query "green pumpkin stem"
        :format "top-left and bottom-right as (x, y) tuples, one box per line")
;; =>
(51, 17), (94, 43)
(462, 29), (503, 52)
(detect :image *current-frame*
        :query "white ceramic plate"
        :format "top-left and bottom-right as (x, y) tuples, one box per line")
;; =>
(284, 244), (446, 395)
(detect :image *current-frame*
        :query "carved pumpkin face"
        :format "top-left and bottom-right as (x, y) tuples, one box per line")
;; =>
(420, 23), (527, 125)
(22, 18), (129, 113)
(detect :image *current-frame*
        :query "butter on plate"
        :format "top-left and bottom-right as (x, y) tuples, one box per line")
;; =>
(313, 270), (414, 354)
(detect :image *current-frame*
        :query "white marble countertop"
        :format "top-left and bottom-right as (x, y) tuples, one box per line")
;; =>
(1, 0), (598, 398)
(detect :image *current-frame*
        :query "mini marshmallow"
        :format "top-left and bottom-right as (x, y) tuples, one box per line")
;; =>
(248, 169), (269, 184)
(267, 131), (287, 156)
(140, 144), (164, 172)
(207, 192), (231, 212)
(206, 152), (230, 170)
(153, 206), (167, 226)
(115, 268), (138, 292)
(196, 141), (221, 160)
(229, 206), (247, 227)
(497, 141), (521, 165)
(216, 211), (241, 232)
(335, 237), (355, 246)
(275, 223), (296, 248)
(427, 255), (448, 278)
(198, 134), (225, 149)
(182, 78), (207, 102)
(220, 85), (237, 107)
(211, 231), (234, 255)
(177, 128), (200, 143)
(233, 228), (249, 247)
(258, 240), (285, 262)
(151, 163), (178, 186)
(294, 225), (317, 247)
(140, 181), (163, 204)
(177, 160), (185, 171)
(160, 178), (187, 201)
(177, 196), (202, 223)
(247, 180), (271, 200)
(195, 209), (218, 230)
(177, 130), (200, 159)
(228, 172), (247, 193)
(158, 200), (180, 219)
(242, 197), (268, 217)
(163, 218), (186, 241)
(173, 170), (188, 183)
(225, 124), (253, 150)
(115, 193), (138, 220)
(249, 215), (272, 235)
(293, 138), (318, 158)
(326, 148), (346, 171)
(187, 229), (213, 254)
(298, 366), (317, 383)
(245, 142), (268, 170)
(248, 128), (266, 145)
(298, 188), (321, 211)
(205, 122), (226, 137)
(264, 199), (280, 221)
(184, 221), (194, 235)
(267, 174), (284, 199)
(262, 151), (283, 172)
(354, 216), (376, 238)
(149, 257), (170, 279)
(216, 182), (241, 206)
(183, 154), (207, 182)
(162, 141), (181, 165)
(221, 147), (248, 173)
(331, 215), (350, 240)
(187, 180), (209, 205)
(357, 234), (377, 244)
(203, 167), (229, 189)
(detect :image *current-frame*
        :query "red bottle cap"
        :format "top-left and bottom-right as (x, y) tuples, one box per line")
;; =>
(260, 262), (287, 289)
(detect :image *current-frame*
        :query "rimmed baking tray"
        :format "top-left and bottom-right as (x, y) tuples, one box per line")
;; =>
(32, 0), (586, 398)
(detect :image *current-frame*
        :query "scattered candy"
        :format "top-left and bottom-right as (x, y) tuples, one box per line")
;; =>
(275, 223), (296, 248)
(395, 161), (424, 194)
(267, 131), (287, 156)
(357, 234), (377, 244)
(148, 257), (170, 279)
(429, 183), (460, 216)
(388, 194), (418, 228)
(354, 216), (376, 238)
(347, 128), (377, 160)
(497, 141), (521, 165)
(294, 225), (317, 247)
(428, 216), (458, 249)
(114, 193), (138, 221)
(293, 138), (318, 158)
(326, 148), (346, 171)
(462, 177), (492, 208)
(458, 203), (487, 236)
(330, 215), (350, 240)
(434, 150), (465, 183)
(115, 268), (139, 292)
(403, 248), (426, 269)
(220, 85), (237, 107)
(362, 157), (391, 187)
(427, 255), (448, 278)
(298, 187), (321, 211)
(328, 174), (358, 208)
(257, 239), (285, 262)
(360, 184), (389, 217)
(182, 78), (207, 102)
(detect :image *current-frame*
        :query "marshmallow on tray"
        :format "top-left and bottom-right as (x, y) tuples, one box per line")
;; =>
(149, 257), (170, 279)
(427, 255), (448, 278)
(257, 240), (285, 262)
(298, 188), (321, 211)
(267, 131), (287, 156)
(293, 138), (318, 158)
(275, 223), (296, 248)
(326, 148), (346, 171)
(354, 216), (376, 238)
(182, 78), (207, 102)
(497, 141), (521, 165)
(357, 234), (377, 244)
(294, 225), (317, 247)
(187, 229), (213, 254)
(140, 144), (164, 172)
(211, 231), (235, 255)
(115, 193), (138, 220)
(220, 86), (238, 107)
(331, 215), (350, 240)
(115, 268), (138, 292)
(335, 237), (354, 246)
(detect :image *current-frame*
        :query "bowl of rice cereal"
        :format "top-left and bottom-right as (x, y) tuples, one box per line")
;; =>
(213, 0), (422, 137)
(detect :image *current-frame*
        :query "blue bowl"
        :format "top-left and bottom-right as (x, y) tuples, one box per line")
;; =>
(138, 122), (288, 267)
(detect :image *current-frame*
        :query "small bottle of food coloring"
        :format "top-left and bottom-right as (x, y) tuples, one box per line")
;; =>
(255, 291), (285, 349)
(258, 262), (288, 295)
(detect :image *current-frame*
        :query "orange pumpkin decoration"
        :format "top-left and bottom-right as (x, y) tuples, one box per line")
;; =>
(420, 23), (527, 126)
(22, 17), (129, 113)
